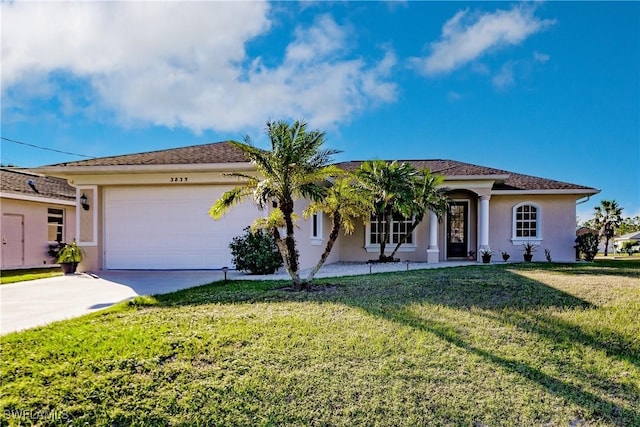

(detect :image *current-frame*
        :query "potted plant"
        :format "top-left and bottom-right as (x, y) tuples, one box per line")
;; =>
(480, 248), (494, 264)
(57, 241), (84, 274)
(467, 250), (477, 261)
(522, 242), (537, 262)
(501, 250), (510, 262)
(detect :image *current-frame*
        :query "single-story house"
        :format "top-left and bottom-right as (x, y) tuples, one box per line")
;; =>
(614, 231), (640, 252)
(1, 168), (77, 269)
(36, 142), (600, 272)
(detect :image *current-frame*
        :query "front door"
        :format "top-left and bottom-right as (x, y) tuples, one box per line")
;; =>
(447, 202), (468, 258)
(2, 214), (24, 267)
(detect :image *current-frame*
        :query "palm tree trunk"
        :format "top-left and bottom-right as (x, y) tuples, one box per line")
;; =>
(272, 226), (303, 289)
(305, 213), (341, 283)
(379, 210), (393, 261)
(389, 218), (421, 259)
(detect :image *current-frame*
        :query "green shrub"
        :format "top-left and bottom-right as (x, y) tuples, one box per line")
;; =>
(229, 227), (283, 274)
(621, 240), (639, 256)
(575, 233), (599, 261)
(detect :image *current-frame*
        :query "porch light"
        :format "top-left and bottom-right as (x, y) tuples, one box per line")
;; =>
(80, 193), (90, 211)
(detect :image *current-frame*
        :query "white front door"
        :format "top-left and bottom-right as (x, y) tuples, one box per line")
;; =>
(2, 214), (24, 267)
(104, 186), (261, 269)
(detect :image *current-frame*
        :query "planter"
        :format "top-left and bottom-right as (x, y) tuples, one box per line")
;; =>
(482, 255), (492, 264)
(502, 254), (510, 262)
(60, 262), (78, 275)
(523, 254), (533, 262)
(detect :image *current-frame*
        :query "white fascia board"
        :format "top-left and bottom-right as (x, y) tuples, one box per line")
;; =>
(36, 162), (256, 177)
(0, 192), (76, 206)
(492, 189), (601, 196)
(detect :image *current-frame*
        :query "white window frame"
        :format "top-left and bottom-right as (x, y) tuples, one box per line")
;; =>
(511, 202), (542, 244)
(47, 208), (65, 243)
(365, 213), (417, 253)
(310, 212), (323, 246)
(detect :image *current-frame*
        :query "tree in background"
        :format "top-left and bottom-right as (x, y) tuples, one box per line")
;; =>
(617, 216), (640, 236)
(593, 200), (623, 256)
(210, 120), (341, 290)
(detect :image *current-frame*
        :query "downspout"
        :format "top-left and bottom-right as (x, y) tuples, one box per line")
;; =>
(576, 195), (592, 205)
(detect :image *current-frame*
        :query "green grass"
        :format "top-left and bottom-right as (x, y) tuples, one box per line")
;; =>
(1, 260), (639, 426)
(0, 267), (62, 285)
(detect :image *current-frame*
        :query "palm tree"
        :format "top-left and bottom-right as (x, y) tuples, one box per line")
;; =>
(209, 120), (341, 289)
(304, 176), (374, 281)
(354, 160), (417, 261)
(594, 200), (624, 256)
(388, 169), (448, 259)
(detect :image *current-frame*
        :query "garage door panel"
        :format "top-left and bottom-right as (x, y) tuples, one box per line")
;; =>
(105, 186), (259, 269)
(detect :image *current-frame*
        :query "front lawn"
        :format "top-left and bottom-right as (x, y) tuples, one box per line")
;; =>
(0, 267), (62, 285)
(1, 261), (638, 426)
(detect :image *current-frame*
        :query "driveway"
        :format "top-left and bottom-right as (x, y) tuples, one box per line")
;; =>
(0, 270), (227, 335)
(1, 261), (472, 335)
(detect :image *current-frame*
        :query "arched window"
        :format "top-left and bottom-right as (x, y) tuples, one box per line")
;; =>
(512, 203), (542, 241)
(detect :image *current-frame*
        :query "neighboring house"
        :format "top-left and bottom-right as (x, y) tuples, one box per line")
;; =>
(613, 231), (640, 252)
(36, 142), (600, 272)
(0, 168), (77, 269)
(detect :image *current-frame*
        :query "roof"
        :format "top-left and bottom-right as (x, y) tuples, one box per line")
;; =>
(49, 141), (249, 167)
(336, 159), (598, 192)
(614, 231), (640, 241)
(37, 141), (598, 194)
(1, 168), (76, 202)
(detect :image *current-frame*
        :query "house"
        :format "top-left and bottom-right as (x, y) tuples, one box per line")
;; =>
(36, 141), (600, 272)
(614, 231), (640, 253)
(0, 168), (77, 269)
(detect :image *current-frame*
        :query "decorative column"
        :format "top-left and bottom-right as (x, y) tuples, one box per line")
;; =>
(479, 195), (490, 250)
(427, 210), (440, 263)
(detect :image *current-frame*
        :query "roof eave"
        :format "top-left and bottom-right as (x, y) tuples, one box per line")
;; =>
(492, 189), (600, 195)
(36, 162), (256, 176)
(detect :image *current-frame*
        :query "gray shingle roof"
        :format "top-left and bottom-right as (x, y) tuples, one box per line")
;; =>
(1, 168), (75, 201)
(40, 141), (597, 193)
(50, 141), (249, 167)
(336, 159), (597, 192)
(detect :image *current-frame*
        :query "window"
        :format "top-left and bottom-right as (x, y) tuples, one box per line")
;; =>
(310, 213), (322, 245)
(48, 208), (64, 242)
(368, 213), (414, 247)
(512, 203), (541, 241)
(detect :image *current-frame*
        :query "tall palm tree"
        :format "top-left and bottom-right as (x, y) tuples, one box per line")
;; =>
(355, 160), (417, 261)
(209, 120), (341, 289)
(594, 200), (623, 256)
(304, 176), (374, 281)
(388, 169), (448, 259)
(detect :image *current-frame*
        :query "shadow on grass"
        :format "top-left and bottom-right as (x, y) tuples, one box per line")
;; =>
(143, 264), (639, 424)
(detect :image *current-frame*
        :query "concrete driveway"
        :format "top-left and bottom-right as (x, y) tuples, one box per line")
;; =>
(0, 270), (227, 335)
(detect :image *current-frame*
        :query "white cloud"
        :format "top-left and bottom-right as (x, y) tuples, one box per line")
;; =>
(1, 2), (397, 133)
(492, 61), (516, 90)
(533, 51), (550, 63)
(411, 4), (554, 76)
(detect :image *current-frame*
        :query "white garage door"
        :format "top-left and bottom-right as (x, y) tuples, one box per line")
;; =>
(104, 186), (260, 269)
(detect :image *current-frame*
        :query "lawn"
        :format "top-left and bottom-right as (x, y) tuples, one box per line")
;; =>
(1, 261), (638, 426)
(0, 267), (62, 285)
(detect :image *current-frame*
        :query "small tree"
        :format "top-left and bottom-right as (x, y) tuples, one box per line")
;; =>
(621, 240), (638, 256)
(575, 233), (599, 261)
(229, 227), (283, 274)
(594, 200), (623, 256)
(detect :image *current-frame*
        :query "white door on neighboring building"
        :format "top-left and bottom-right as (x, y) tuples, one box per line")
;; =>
(2, 214), (24, 267)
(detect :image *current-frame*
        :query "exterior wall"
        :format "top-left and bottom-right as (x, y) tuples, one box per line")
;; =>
(0, 197), (76, 269)
(489, 194), (579, 262)
(294, 200), (341, 270)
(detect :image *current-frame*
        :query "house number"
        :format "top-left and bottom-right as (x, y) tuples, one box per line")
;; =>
(170, 177), (188, 183)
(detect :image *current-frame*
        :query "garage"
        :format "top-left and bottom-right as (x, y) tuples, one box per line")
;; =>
(104, 186), (260, 269)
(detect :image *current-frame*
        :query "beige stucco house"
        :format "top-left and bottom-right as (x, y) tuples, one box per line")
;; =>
(36, 142), (599, 272)
(1, 168), (77, 269)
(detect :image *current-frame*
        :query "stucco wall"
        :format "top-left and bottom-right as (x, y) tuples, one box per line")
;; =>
(488, 194), (579, 262)
(1, 197), (76, 269)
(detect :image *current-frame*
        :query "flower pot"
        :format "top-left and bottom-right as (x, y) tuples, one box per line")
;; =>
(523, 254), (533, 262)
(482, 255), (491, 264)
(502, 254), (510, 262)
(60, 262), (78, 275)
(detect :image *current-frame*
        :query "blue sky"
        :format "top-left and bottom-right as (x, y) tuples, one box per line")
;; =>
(2, 1), (638, 221)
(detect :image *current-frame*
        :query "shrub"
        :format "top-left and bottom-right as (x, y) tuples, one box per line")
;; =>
(229, 227), (283, 274)
(575, 233), (599, 261)
(621, 240), (639, 256)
